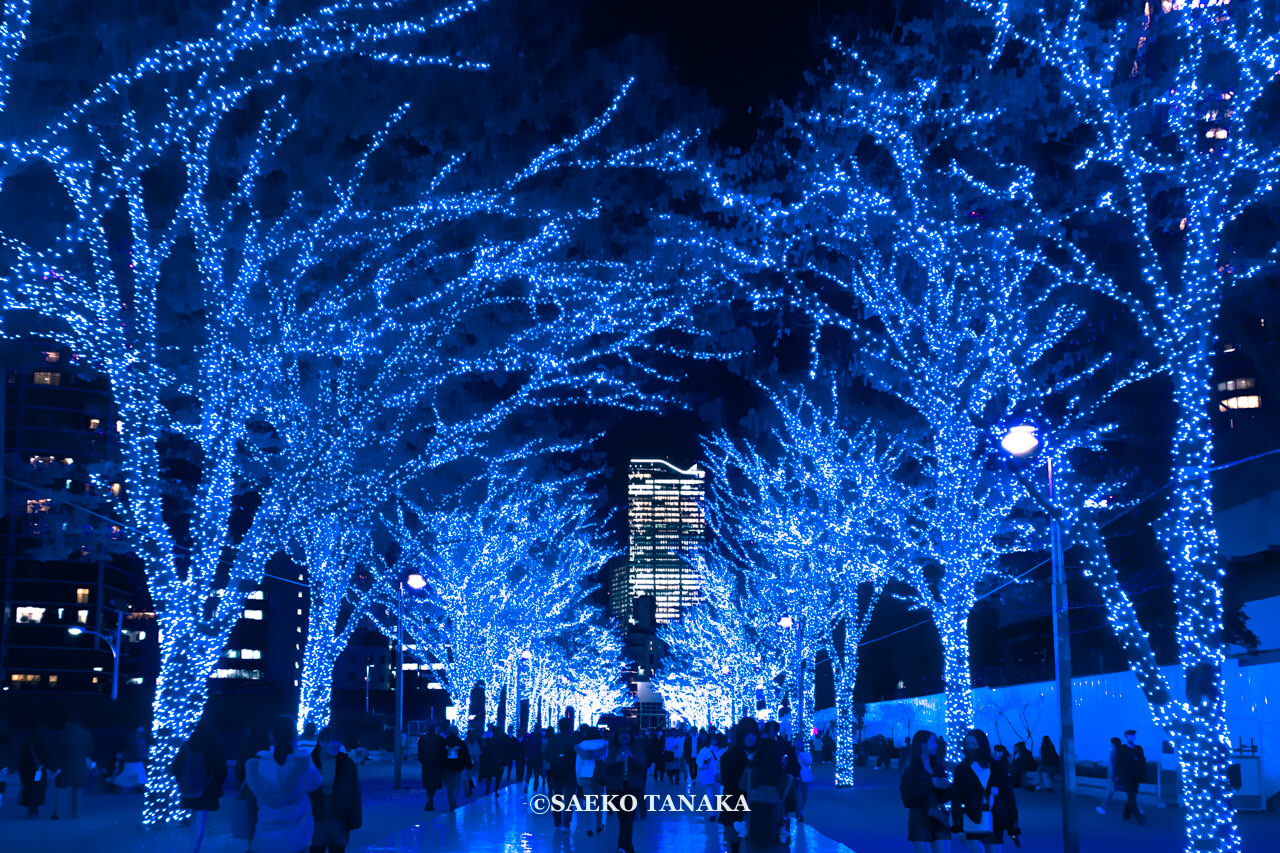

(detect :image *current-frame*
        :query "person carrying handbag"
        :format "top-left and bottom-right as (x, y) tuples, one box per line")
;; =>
(900, 730), (951, 853)
(951, 729), (1019, 853)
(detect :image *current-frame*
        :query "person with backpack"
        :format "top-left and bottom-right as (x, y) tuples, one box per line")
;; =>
(574, 724), (609, 836)
(440, 725), (472, 811)
(950, 729), (1019, 853)
(308, 727), (361, 853)
(170, 722), (228, 853)
(900, 730), (951, 853)
(244, 717), (323, 853)
(544, 718), (576, 831)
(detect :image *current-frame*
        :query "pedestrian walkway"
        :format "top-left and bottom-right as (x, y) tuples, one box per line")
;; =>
(358, 781), (856, 853)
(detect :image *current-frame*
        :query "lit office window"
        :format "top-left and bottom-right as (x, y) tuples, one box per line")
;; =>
(76, 588), (90, 604)
(33, 371), (60, 385)
(16, 607), (45, 623)
(41, 351), (60, 363)
(1220, 395), (1261, 411)
(244, 610), (264, 621)
(1217, 377), (1256, 392)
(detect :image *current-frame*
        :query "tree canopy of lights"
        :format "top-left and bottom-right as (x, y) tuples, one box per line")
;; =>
(0, 0), (496, 824)
(379, 475), (620, 727)
(0, 0), (755, 824)
(763, 32), (1143, 750)
(696, 381), (916, 785)
(952, 1), (1280, 846)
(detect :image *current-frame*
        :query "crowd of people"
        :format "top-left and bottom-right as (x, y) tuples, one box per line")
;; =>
(0, 709), (1154, 853)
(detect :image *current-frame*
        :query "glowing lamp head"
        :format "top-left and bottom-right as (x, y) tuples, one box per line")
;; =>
(521, 649), (533, 661)
(1000, 425), (1040, 458)
(720, 666), (731, 675)
(405, 573), (427, 591)
(67, 627), (84, 636)
(778, 615), (794, 629)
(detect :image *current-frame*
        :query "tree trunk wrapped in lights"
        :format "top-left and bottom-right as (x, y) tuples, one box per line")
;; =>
(954, 0), (1280, 845)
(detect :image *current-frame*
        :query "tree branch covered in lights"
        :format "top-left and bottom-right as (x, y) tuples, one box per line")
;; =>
(382, 476), (617, 725)
(695, 381), (914, 784)
(952, 2), (1280, 846)
(0, 0), (498, 826)
(771, 41), (1140, 749)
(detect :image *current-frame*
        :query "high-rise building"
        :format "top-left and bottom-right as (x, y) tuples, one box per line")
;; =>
(626, 459), (705, 624)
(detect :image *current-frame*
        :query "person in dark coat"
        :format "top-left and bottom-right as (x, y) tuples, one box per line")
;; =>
(1011, 742), (1036, 789)
(509, 726), (525, 783)
(543, 718), (577, 828)
(1038, 735), (1060, 791)
(951, 729), (1018, 853)
(479, 725), (504, 796)
(522, 728), (543, 792)
(309, 727), (362, 853)
(51, 715), (94, 819)
(19, 723), (53, 818)
(1116, 729), (1147, 825)
(901, 729), (951, 853)
(416, 725), (443, 811)
(601, 724), (646, 853)
(171, 723), (228, 853)
(717, 718), (759, 853)
(440, 726), (472, 811)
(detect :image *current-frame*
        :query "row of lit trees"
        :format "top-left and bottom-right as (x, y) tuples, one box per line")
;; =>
(0, 0), (740, 823)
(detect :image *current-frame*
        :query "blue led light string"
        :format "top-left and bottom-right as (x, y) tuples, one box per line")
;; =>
(949, 2), (1279, 847)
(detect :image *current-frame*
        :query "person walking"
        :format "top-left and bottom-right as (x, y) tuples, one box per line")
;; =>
(544, 718), (576, 831)
(900, 730), (951, 853)
(171, 722), (228, 853)
(308, 727), (361, 853)
(440, 726), (471, 811)
(575, 724), (609, 836)
(480, 726), (504, 797)
(1038, 735), (1060, 792)
(522, 727), (543, 792)
(51, 715), (93, 820)
(718, 718), (759, 853)
(465, 732), (482, 796)
(683, 728), (696, 786)
(951, 729), (1019, 853)
(795, 737), (814, 824)
(244, 717), (323, 853)
(18, 723), (53, 818)
(417, 724), (443, 811)
(511, 726), (526, 784)
(601, 723), (645, 853)
(695, 732), (722, 821)
(1116, 730), (1147, 825)
(108, 727), (147, 792)
(1096, 736), (1123, 815)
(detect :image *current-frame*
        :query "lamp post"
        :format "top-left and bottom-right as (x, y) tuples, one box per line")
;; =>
(778, 614), (804, 746)
(365, 659), (373, 715)
(1000, 425), (1078, 853)
(515, 649), (532, 737)
(68, 608), (123, 700)
(394, 572), (426, 791)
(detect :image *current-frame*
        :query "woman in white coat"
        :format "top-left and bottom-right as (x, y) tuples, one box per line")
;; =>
(245, 718), (323, 853)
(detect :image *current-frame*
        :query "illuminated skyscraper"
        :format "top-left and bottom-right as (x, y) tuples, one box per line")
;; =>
(626, 459), (705, 624)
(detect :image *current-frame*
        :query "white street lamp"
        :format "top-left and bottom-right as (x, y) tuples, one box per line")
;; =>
(999, 425), (1077, 853)
(67, 609), (124, 700)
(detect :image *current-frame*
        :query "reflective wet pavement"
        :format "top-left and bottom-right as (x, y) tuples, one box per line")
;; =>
(358, 783), (857, 853)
